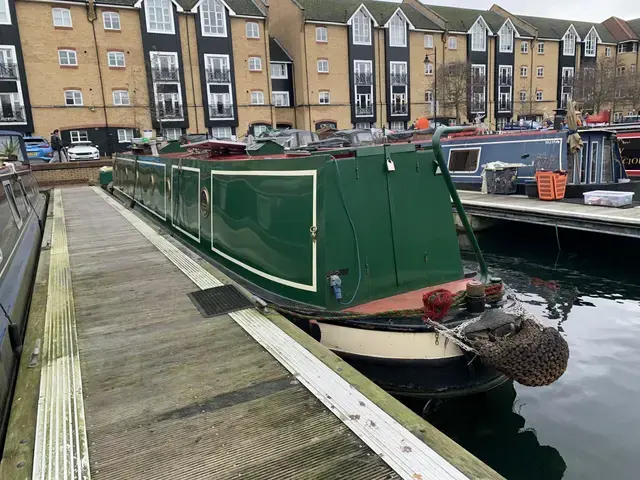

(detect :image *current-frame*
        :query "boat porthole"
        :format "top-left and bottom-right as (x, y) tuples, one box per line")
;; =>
(200, 187), (210, 218)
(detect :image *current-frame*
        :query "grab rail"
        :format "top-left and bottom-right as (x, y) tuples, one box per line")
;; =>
(431, 126), (489, 281)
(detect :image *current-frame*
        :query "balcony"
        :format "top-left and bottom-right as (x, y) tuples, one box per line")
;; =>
(206, 68), (231, 83)
(470, 98), (485, 114)
(0, 106), (24, 122)
(354, 72), (373, 85)
(0, 64), (18, 80)
(498, 99), (511, 111)
(471, 74), (486, 85)
(157, 105), (183, 120)
(152, 67), (180, 82)
(209, 104), (234, 119)
(391, 103), (408, 115)
(390, 73), (408, 85)
(499, 75), (513, 86)
(562, 76), (574, 86)
(355, 105), (373, 116)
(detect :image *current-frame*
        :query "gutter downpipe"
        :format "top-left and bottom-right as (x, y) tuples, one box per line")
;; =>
(263, 8), (276, 128)
(432, 126), (489, 281)
(185, 14), (200, 132)
(88, 0), (111, 156)
(302, 15), (312, 131)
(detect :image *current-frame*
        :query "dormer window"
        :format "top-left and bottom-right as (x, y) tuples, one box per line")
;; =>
(499, 22), (513, 53)
(585, 30), (597, 57)
(563, 28), (576, 56)
(201, 0), (226, 37)
(389, 12), (406, 47)
(470, 20), (486, 52)
(352, 10), (371, 45)
(145, 0), (174, 34)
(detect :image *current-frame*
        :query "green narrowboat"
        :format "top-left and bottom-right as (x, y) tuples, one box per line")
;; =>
(111, 129), (562, 398)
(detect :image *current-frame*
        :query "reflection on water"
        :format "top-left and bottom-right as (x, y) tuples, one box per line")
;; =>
(413, 223), (640, 480)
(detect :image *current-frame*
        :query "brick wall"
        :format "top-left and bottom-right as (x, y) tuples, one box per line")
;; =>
(31, 160), (113, 187)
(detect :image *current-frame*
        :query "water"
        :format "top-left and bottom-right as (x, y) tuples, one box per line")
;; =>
(423, 223), (640, 480)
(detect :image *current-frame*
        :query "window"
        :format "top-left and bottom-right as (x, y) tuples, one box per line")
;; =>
(390, 121), (405, 130)
(65, 90), (83, 106)
(537, 42), (545, 54)
(0, 0), (11, 24)
(108, 51), (125, 67)
(250, 90), (264, 105)
(272, 91), (290, 107)
(248, 56), (262, 71)
(163, 128), (182, 140)
(563, 29), (576, 56)
(319, 91), (330, 104)
(499, 23), (513, 53)
(355, 122), (370, 129)
(632, 65), (637, 74)
(590, 142), (598, 183)
(2, 181), (22, 229)
(496, 117), (507, 131)
(520, 66), (528, 77)
(253, 124), (269, 136)
(201, 0), (225, 36)
(117, 129), (134, 143)
(614, 112), (623, 122)
(113, 90), (130, 105)
(521, 41), (529, 54)
(536, 90), (543, 101)
(424, 34), (433, 48)
(537, 66), (544, 78)
(448, 36), (457, 50)
(352, 10), (371, 45)
(470, 21), (486, 52)
(585, 30), (596, 57)
(270, 63), (287, 79)
(617, 65), (626, 76)
(70, 130), (88, 143)
(103, 11), (120, 30)
(210, 126), (232, 139)
(389, 12), (406, 47)
(519, 90), (527, 102)
(317, 59), (329, 73)
(58, 49), (77, 66)
(246, 21), (259, 39)
(425, 91), (433, 102)
(316, 26), (327, 43)
(145, 0), (174, 34)
(448, 149), (480, 172)
(52, 8), (72, 27)
(618, 42), (638, 53)
(605, 47), (612, 57)
(424, 63), (433, 75)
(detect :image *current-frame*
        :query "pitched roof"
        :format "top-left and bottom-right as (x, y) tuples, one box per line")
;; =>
(626, 18), (640, 39)
(175, 0), (265, 15)
(516, 15), (615, 43)
(423, 4), (506, 33)
(269, 37), (293, 62)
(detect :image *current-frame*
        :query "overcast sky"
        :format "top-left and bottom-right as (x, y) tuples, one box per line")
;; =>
(395, 1), (640, 23)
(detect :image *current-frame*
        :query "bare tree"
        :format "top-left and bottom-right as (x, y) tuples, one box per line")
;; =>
(625, 68), (640, 115)
(434, 61), (482, 124)
(572, 58), (616, 114)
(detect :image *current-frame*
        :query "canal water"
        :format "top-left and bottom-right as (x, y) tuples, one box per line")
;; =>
(423, 223), (640, 480)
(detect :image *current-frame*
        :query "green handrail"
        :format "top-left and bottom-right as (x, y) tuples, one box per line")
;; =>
(431, 126), (489, 282)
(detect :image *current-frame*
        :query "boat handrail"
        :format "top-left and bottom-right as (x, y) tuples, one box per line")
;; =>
(432, 126), (489, 282)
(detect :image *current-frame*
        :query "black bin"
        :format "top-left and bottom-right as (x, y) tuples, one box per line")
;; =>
(486, 167), (518, 195)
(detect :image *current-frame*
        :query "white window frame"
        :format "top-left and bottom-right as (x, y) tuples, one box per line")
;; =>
(424, 62), (433, 75)
(253, 124), (269, 136)
(210, 126), (232, 139)
(605, 47), (612, 57)
(390, 121), (405, 130)
(536, 90), (543, 101)
(424, 34), (433, 48)
(58, 49), (77, 66)
(270, 63), (287, 79)
(103, 11), (120, 30)
(537, 66), (544, 78)
(537, 42), (545, 54)
(65, 90), (83, 106)
(319, 91), (330, 104)
(117, 129), (134, 143)
(499, 23), (513, 53)
(447, 147), (481, 173)
(563, 28), (576, 56)
(470, 64), (486, 114)
(355, 122), (370, 130)
(246, 21), (259, 39)
(145, 0), (174, 35)
(200, 0), (226, 37)
(632, 65), (637, 74)
(585, 30), (596, 57)
(52, 8), (72, 27)
(317, 59), (329, 73)
(250, 90), (264, 105)
(107, 51), (126, 67)
(70, 130), (88, 143)
(521, 41), (529, 53)
(0, 0), (11, 25)
(470, 21), (486, 52)
(448, 36), (457, 50)
(519, 90), (527, 102)
(272, 91), (290, 107)
(248, 56), (262, 71)
(389, 12), (406, 48)
(163, 128), (182, 140)
(316, 26), (327, 43)
(520, 66), (528, 77)
(352, 10), (371, 46)
(113, 90), (130, 106)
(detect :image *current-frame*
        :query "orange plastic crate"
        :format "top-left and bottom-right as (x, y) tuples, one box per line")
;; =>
(535, 171), (568, 201)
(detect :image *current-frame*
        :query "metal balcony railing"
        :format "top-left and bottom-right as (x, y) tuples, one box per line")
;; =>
(152, 67), (180, 81)
(562, 76), (574, 86)
(391, 103), (408, 115)
(206, 68), (231, 83)
(209, 104), (234, 118)
(499, 75), (512, 86)
(0, 63), (18, 80)
(390, 73), (408, 85)
(0, 106), (24, 122)
(354, 72), (373, 85)
(157, 105), (183, 120)
(471, 74), (486, 85)
(355, 105), (373, 116)
(471, 100), (485, 113)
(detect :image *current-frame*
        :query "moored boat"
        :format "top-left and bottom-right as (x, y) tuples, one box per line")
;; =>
(113, 127), (568, 398)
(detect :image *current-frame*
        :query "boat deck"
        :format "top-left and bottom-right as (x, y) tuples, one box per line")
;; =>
(458, 190), (640, 238)
(1, 187), (501, 479)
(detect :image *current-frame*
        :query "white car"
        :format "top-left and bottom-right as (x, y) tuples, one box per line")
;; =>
(68, 141), (100, 161)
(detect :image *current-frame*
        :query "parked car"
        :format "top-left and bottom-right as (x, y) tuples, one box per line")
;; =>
(68, 141), (100, 161)
(24, 136), (53, 162)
